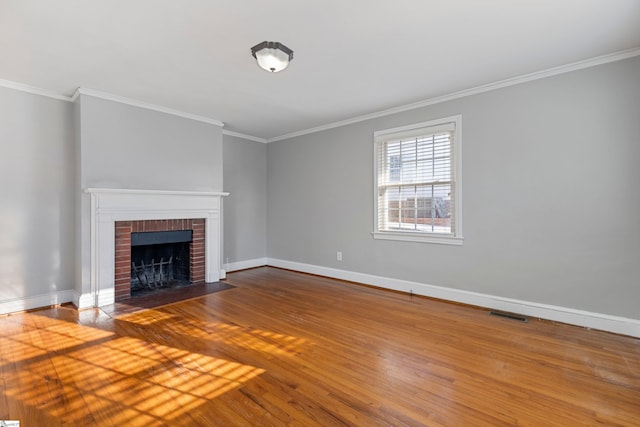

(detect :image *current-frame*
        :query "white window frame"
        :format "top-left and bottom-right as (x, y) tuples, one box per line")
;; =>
(373, 115), (463, 245)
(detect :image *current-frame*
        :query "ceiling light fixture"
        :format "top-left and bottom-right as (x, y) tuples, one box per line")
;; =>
(251, 41), (294, 73)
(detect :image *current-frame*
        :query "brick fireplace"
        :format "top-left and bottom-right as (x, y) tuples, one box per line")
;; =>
(84, 188), (227, 308)
(114, 219), (206, 301)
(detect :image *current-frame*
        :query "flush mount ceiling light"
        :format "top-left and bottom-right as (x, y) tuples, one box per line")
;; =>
(251, 41), (294, 73)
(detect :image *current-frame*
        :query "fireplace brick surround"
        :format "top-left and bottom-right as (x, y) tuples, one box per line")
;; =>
(84, 188), (227, 308)
(114, 219), (205, 301)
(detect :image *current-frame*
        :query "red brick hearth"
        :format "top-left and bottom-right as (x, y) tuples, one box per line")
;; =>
(114, 219), (205, 301)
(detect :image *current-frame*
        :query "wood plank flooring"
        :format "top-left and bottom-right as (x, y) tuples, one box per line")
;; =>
(1, 266), (639, 426)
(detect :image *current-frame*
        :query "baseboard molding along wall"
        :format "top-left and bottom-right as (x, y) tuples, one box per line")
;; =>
(3, 258), (638, 338)
(224, 257), (268, 273)
(0, 289), (76, 315)
(266, 258), (640, 338)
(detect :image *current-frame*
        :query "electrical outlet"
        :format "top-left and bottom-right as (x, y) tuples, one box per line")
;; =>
(336, 251), (342, 261)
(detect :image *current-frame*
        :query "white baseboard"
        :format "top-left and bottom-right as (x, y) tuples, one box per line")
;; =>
(224, 257), (268, 273)
(96, 288), (115, 307)
(74, 291), (95, 310)
(0, 289), (76, 315)
(266, 258), (640, 338)
(5, 260), (637, 338)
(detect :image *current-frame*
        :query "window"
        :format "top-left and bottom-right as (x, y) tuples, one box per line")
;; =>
(373, 115), (463, 244)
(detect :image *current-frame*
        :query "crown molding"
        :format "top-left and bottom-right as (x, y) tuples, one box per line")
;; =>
(267, 47), (640, 142)
(1, 47), (638, 141)
(0, 80), (226, 127)
(70, 87), (81, 102)
(0, 79), (73, 101)
(222, 130), (268, 143)
(74, 87), (224, 127)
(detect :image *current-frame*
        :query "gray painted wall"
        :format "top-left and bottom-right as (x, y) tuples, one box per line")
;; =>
(223, 135), (267, 264)
(267, 56), (640, 319)
(0, 87), (75, 300)
(78, 95), (223, 191)
(76, 93), (224, 299)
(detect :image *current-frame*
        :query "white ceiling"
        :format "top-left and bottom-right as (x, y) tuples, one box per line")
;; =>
(1, 0), (640, 140)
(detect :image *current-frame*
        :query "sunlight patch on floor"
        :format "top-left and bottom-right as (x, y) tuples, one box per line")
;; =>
(0, 312), (266, 425)
(0, 315), (114, 364)
(119, 310), (307, 356)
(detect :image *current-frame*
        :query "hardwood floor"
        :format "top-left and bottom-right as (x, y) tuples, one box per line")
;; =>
(1, 267), (639, 426)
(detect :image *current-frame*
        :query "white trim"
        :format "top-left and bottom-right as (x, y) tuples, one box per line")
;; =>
(0, 78), (73, 101)
(373, 115), (463, 243)
(74, 290), (95, 310)
(223, 130), (268, 144)
(265, 258), (640, 338)
(70, 87), (81, 102)
(373, 121), (457, 140)
(0, 290), (76, 315)
(74, 87), (225, 127)
(85, 188), (228, 307)
(372, 231), (464, 245)
(224, 258), (268, 273)
(1, 48), (637, 142)
(85, 188), (229, 197)
(267, 48), (640, 143)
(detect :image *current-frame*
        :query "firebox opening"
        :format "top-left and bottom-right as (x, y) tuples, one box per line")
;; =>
(130, 230), (192, 294)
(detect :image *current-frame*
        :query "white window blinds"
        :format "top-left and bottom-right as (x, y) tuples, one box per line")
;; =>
(374, 116), (462, 243)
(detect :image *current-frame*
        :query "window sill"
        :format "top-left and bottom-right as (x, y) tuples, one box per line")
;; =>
(372, 231), (464, 245)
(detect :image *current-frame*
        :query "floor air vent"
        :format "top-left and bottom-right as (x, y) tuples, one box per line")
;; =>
(489, 310), (529, 322)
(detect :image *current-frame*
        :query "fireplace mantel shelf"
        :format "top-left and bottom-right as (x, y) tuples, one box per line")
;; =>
(86, 188), (229, 197)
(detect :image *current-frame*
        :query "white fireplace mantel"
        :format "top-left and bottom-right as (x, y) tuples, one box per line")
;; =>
(85, 188), (229, 307)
